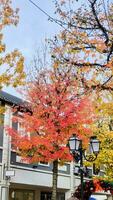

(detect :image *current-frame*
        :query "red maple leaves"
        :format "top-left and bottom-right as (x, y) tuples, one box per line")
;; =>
(7, 69), (95, 163)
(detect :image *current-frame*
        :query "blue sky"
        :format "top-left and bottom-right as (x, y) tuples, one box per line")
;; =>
(3, 0), (60, 96)
(4, 0), (60, 63)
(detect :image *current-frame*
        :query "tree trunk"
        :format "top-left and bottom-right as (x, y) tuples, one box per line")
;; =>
(51, 160), (58, 200)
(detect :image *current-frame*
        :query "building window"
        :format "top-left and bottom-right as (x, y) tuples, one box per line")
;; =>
(11, 113), (27, 149)
(0, 113), (4, 146)
(58, 165), (67, 172)
(57, 193), (65, 200)
(41, 192), (65, 200)
(9, 189), (35, 200)
(16, 155), (29, 164)
(11, 121), (18, 150)
(39, 161), (49, 166)
(41, 192), (52, 200)
(0, 149), (2, 163)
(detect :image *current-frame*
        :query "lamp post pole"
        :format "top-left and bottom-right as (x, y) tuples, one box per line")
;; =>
(68, 135), (100, 200)
(79, 140), (83, 200)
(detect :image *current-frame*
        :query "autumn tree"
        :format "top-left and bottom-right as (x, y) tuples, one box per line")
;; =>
(0, 0), (25, 89)
(91, 94), (113, 181)
(50, 0), (113, 180)
(8, 67), (94, 200)
(51, 0), (113, 95)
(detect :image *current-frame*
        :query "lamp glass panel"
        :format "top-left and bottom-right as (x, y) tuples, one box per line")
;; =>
(74, 166), (80, 174)
(89, 143), (93, 154)
(69, 138), (75, 151)
(75, 139), (81, 151)
(90, 139), (100, 154)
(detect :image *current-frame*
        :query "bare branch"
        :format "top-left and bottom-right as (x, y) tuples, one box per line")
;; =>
(90, 0), (109, 44)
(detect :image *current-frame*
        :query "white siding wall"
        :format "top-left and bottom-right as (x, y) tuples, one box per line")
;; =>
(10, 167), (71, 190)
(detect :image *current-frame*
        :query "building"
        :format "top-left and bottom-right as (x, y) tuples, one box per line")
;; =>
(0, 91), (112, 200)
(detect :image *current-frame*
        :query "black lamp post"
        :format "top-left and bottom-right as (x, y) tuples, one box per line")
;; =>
(68, 135), (100, 200)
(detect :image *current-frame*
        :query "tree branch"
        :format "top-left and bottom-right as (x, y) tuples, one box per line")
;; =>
(90, 0), (109, 44)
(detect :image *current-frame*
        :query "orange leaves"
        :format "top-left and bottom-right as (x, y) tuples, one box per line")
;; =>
(6, 68), (95, 164)
(106, 61), (113, 70)
(18, 139), (32, 151)
(93, 179), (103, 192)
(51, 0), (113, 97)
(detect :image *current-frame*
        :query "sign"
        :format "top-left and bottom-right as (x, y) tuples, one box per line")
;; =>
(5, 170), (15, 177)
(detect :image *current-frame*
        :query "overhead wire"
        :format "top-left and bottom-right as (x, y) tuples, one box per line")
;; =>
(28, 0), (72, 34)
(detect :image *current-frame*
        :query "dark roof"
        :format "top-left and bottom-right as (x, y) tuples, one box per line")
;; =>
(0, 91), (23, 106)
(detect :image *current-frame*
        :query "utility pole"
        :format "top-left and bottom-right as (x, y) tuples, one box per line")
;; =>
(79, 140), (84, 200)
(1, 106), (11, 200)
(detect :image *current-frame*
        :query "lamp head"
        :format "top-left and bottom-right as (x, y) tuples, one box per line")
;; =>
(90, 136), (100, 155)
(68, 135), (81, 153)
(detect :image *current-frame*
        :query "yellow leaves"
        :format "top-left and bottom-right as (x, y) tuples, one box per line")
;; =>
(97, 101), (113, 117)
(53, 61), (59, 69)
(0, 1), (19, 28)
(0, 104), (5, 124)
(4, 5), (13, 18)
(0, 49), (25, 88)
(0, 43), (5, 53)
(95, 130), (113, 180)
(0, 73), (12, 87)
(12, 73), (26, 88)
(15, 56), (24, 73)
(0, 33), (5, 53)
(0, 106), (5, 114)
(0, 0), (25, 89)
(84, 93), (113, 180)
(96, 42), (107, 53)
